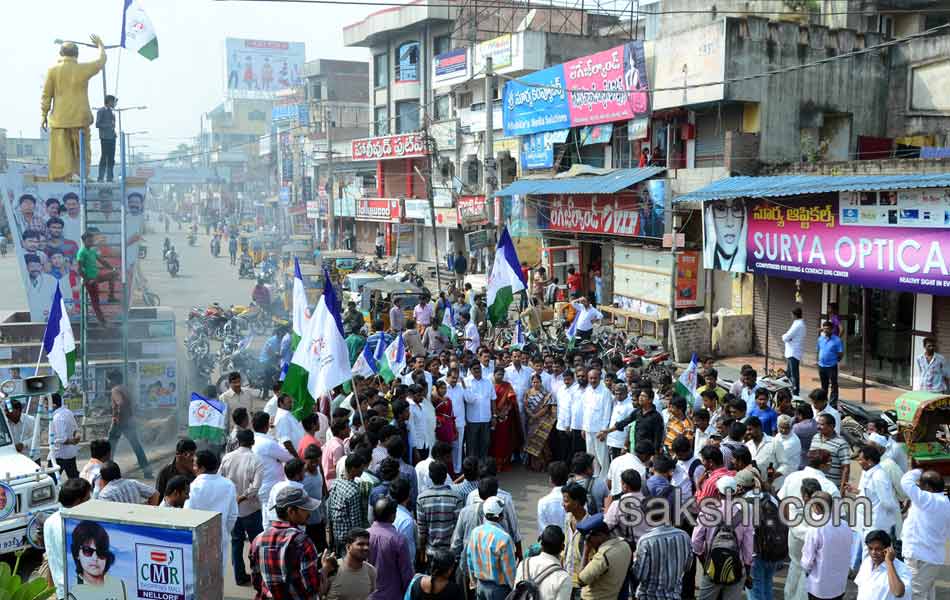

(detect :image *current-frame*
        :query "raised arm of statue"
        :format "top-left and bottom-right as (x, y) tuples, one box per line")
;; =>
(82, 34), (107, 79)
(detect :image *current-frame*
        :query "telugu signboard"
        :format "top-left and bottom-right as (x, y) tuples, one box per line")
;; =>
(351, 133), (428, 161)
(225, 38), (305, 99)
(540, 194), (644, 237)
(356, 197), (402, 222)
(458, 195), (490, 226)
(702, 190), (950, 295)
(503, 41), (649, 136)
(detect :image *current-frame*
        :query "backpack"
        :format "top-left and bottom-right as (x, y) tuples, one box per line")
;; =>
(755, 495), (789, 562)
(506, 558), (563, 600)
(702, 522), (744, 585)
(582, 478), (601, 515)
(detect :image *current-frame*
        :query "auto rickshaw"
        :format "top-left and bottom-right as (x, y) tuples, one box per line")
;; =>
(341, 272), (384, 306)
(282, 263), (326, 311)
(359, 279), (424, 331)
(321, 250), (359, 278)
(894, 391), (950, 479)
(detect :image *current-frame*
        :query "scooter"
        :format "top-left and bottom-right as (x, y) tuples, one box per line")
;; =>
(166, 249), (180, 277)
(187, 232), (197, 246)
(238, 255), (255, 279)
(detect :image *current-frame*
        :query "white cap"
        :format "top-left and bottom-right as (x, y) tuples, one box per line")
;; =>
(483, 495), (505, 517)
(716, 476), (738, 495)
(866, 432), (890, 449)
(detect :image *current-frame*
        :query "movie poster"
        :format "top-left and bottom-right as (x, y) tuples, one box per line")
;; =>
(139, 361), (177, 408)
(0, 175), (146, 322)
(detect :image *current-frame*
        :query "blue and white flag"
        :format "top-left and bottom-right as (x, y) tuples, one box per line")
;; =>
(510, 320), (525, 350)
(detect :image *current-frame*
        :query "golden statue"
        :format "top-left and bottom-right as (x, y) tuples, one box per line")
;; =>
(41, 35), (106, 181)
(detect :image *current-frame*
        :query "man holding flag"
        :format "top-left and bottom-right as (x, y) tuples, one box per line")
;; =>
(43, 287), (81, 476)
(486, 228), (527, 326)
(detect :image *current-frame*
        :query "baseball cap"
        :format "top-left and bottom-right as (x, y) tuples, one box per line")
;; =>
(483, 495), (505, 517)
(274, 487), (321, 512)
(576, 513), (609, 535)
(734, 469), (757, 490)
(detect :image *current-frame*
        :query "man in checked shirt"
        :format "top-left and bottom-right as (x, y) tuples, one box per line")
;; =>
(251, 486), (331, 599)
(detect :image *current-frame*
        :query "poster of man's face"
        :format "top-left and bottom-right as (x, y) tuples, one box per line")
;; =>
(703, 198), (748, 273)
(127, 193), (144, 216)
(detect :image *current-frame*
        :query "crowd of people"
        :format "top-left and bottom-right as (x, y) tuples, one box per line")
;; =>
(28, 297), (950, 600)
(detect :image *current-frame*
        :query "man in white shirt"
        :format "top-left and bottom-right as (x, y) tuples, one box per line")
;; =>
(553, 370), (577, 463)
(604, 383), (634, 461)
(800, 491), (853, 600)
(855, 445), (900, 563)
(581, 368), (613, 479)
(606, 441), (652, 497)
(250, 411), (292, 528)
(900, 468), (950, 600)
(263, 458), (309, 526)
(537, 461), (569, 533)
(505, 350), (535, 440)
(415, 441), (452, 496)
(185, 450), (238, 578)
(777, 448), (841, 517)
(442, 369), (468, 473)
(569, 297), (602, 341)
(913, 336), (949, 393)
(402, 355), (434, 398)
(273, 393), (305, 458)
(782, 307), (806, 396)
(45, 477), (92, 599)
(219, 428), (265, 586)
(463, 363), (493, 459)
(570, 368), (588, 460)
(810, 389), (841, 434)
(514, 526), (571, 600)
(854, 530), (912, 600)
(460, 312), (480, 354)
(50, 393), (81, 478)
(745, 415), (788, 492)
(4, 399), (36, 458)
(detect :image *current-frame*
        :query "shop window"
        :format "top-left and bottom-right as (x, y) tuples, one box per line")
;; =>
(374, 106), (389, 136)
(433, 34), (452, 56)
(396, 101), (420, 133)
(462, 155), (482, 188)
(374, 53), (389, 88)
(434, 94), (452, 120)
(395, 42), (420, 82)
(496, 151), (517, 185)
(456, 91), (473, 109)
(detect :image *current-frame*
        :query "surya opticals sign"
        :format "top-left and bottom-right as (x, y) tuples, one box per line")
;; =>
(356, 198), (402, 222)
(351, 133), (428, 161)
(702, 188), (950, 295)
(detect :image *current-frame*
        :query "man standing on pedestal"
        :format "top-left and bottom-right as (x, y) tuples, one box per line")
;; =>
(41, 35), (106, 181)
(96, 95), (117, 182)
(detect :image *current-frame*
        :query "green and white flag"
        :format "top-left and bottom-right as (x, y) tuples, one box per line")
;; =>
(42, 287), (76, 388)
(283, 269), (350, 420)
(377, 334), (406, 383)
(188, 393), (226, 443)
(486, 227), (526, 325)
(565, 308), (580, 351)
(675, 352), (701, 409)
(438, 305), (456, 344)
(291, 257), (309, 348)
(121, 0), (159, 60)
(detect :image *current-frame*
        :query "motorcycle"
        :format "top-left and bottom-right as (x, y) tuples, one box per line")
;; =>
(216, 337), (274, 397)
(256, 261), (276, 284)
(162, 237), (171, 259)
(211, 236), (221, 257)
(187, 232), (197, 246)
(838, 399), (899, 451)
(238, 255), (255, 279)
(166, 250), (180, 277)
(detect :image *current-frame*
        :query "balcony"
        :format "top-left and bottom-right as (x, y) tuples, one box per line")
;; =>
(343, 0), (457, 48)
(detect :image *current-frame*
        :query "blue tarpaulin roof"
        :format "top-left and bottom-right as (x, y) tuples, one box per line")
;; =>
(494, 167), (665, 196)
(674, 173), (950, 203)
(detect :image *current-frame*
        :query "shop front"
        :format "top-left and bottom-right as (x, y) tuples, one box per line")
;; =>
(354, 197), (402, 256)
(684, 174), (950, 390)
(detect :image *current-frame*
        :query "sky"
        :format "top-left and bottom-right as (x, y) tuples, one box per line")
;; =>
(0, 0), (373, 158)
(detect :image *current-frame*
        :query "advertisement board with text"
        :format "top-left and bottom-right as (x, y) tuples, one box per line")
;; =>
(351, 133), (427, 161)
(226, 38), (305, 99)
(356, 198), (402, 222)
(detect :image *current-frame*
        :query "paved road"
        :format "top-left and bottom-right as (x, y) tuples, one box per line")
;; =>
(1, 224), (948, 598)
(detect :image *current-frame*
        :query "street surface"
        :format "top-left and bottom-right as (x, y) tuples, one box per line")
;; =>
(0, 223), (947, 599)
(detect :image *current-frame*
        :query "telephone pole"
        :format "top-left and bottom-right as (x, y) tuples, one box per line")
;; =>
(326, 109), (336, 250)
(483, 56), (498, 225)
(418, 121), (442, 291)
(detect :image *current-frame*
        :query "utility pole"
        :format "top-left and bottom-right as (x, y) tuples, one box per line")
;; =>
(483, 56), (497, 225)
(417, 122), (442, 291)
(326, 109), (335, 250)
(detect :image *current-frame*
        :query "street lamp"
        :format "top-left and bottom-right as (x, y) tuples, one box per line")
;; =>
(53, 38), (121, 102)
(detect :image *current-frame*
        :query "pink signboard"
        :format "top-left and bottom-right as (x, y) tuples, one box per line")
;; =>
(565, 42), (649, 127)
(544, 194), (642, 236)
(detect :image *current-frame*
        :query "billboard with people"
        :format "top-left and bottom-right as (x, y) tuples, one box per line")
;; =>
(0, 175), (147, 322)
(225, 38), (305, 99)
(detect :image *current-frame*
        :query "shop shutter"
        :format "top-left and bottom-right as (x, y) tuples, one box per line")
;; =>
(933, 295), (950, 341)
(752, 276), (821, 366)
(695, 105), (742, 166)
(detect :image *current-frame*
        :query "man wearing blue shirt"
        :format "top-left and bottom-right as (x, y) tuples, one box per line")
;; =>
(817, 320), (843, 406)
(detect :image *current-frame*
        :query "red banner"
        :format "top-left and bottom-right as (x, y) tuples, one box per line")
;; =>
(545, 194), (642, 236)
(351, 133), (428, 161)
(675, 250), (700, 308)
(356, 197), (402, 222)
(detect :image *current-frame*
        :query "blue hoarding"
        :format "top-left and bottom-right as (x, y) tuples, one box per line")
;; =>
(502, 65), (570, 136)
(520, 129), (570, 170)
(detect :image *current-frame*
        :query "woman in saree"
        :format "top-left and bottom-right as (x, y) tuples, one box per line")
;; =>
(490, 367), (522, 471)
(524, 373), (557, 471)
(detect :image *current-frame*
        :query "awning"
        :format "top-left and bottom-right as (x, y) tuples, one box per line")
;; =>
(675, 172), (950, 203)
(494, 166), (665, 196)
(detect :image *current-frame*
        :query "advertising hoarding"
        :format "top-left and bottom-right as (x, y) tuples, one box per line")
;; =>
(502, 41), (649, 136)
(351, 133), (427, 161)
(539, 194), (644, 237)
(520, 129), (569, 170)
(702, 190), (950, 295)
(474, 35), (512, 70)
(0, 176), (146, 322)
(458, 195), (490, 226)
(433, 48), (469, 88)
(356, 198), (401, 222)
(403, 199), (430, 220)
(675, 251), (701, 308)
(226, 38), (305, 99)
